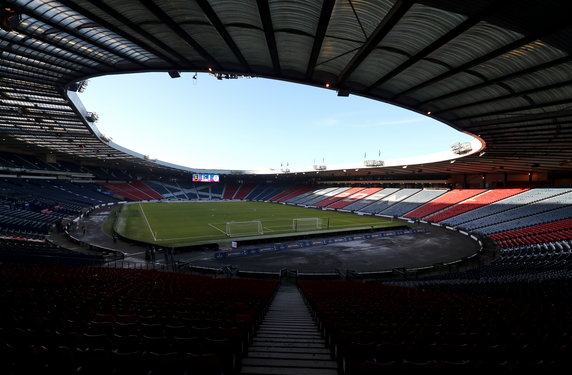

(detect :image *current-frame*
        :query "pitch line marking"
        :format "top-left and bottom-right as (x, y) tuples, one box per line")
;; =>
(208, 223), (228, 235)
(138, 203), (157, 241)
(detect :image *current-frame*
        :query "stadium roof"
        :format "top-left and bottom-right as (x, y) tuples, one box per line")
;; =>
(1, 0), (571, 176)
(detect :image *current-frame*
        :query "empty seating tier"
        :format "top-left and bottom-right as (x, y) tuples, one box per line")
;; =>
(327, 187), (383, 210)
(380, 189), (447, 217)
(314, 187), (365, 208)
(425, 188), (528, 223)
(0, 264), (278, 375)
(489, 217), (572, 248)
(405, 189), (486, 220)
(300, 280), (570, 373)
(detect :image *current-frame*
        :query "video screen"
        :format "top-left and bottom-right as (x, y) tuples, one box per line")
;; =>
(192, 173), (220, 183)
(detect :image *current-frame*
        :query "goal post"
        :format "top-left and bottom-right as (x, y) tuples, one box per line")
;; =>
(225, 220), (264, 237)
(292, 217), (328, 232)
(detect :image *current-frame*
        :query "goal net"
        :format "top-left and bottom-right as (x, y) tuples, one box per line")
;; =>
(225, 220), (264, 237)
(292, 217), (327, 232)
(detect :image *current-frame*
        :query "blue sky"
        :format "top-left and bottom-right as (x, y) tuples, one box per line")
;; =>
(79, 72), (474, 170)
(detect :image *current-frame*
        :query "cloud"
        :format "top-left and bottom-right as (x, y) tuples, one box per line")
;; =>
(316, 118), (342, 127)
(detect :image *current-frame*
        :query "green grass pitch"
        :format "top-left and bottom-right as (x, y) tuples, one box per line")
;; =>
(113, 201), (406, 248)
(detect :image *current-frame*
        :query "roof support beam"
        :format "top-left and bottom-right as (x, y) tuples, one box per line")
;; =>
(195, 0), (251, 73)
(434, 78), (572, 115)
(305, 0), (336, 80)
(0, 80), (59, 95)
(459, 99), (572, 123)
(12, 24), (116, 70)
(392, 19), (572, 100)
(15, 8), (145, 69)
(418, 55), (572, 108)
(256, 0), (281, 75)
(0, 51), (78, 79)
(139, 0), (221, 70)
(365, 0), (504, 93)
(58, 0), (188, 68)
(2, 35), (100, 73)
(336, 0), (413, 86)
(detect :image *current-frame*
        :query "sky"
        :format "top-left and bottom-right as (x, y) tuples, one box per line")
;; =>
(78, 72), (475, 171)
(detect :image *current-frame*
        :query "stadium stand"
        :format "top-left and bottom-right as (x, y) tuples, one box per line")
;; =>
(208, 183), (225, 200)
(130, 181), (164, 200)
(455, 189), (572, 233)
(314, 187), (365, 208)
(285, 187), (333, 205)
(327, 188), (383, 210)
(144, 180), (172, 197)
(233, 184), (257, 200)
(405, 189), (487, 219)
(344, 188), (396, 212)
(441, 188), (572, 227)
(425, 188), (529, 223)
(303, 187), (350, 207)
(0, 264), (278, 375)
(244, 185), (282, 201)
(0, 237), (103, 265)
(99, 182), (147, 201)
(270, 186), (315, 203)
(223, 183), (240, 200)
(300, 279), (570, 373)
(379, 189), (448, 217)
(359, 188), (421, 214)
(489, 218), (572, 249)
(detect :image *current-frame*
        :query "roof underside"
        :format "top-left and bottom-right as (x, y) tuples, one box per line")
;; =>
(1, 0), (572, 176)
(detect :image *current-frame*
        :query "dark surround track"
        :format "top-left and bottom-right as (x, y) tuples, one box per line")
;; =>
(1, 0), (572, 180)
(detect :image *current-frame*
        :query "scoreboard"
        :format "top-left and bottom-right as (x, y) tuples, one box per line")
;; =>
(192, 173), (220, 183)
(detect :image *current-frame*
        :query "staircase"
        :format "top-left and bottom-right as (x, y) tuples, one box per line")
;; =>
(241, 284), (338, 375)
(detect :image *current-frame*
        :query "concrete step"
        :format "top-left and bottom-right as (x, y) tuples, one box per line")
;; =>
(241, 366), (338, 375)
(250, 341), (327, 348)
(240, 284), (337, 375)
(255, 332), (323, 339)
(246, 351), (332, 361)
(247, 346), (332, 355)
(243, 358), (337, 369)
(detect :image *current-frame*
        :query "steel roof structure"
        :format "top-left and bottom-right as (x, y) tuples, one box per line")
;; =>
(1, 0), (571, 177)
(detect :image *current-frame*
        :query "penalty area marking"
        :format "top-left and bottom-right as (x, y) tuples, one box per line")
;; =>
(208, 223), (228, 235)
(138, 203), (157, 241)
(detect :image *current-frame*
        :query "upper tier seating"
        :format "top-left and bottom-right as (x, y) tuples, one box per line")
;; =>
(405, 189), (486, 219)
(380, 189), (448, 217)
(425, 188), (528, 222)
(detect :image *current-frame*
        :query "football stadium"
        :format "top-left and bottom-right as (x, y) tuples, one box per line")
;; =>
(1, 1), (571, 374)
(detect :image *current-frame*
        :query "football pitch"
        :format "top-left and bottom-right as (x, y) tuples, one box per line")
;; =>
(113, 201), (406, 248)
